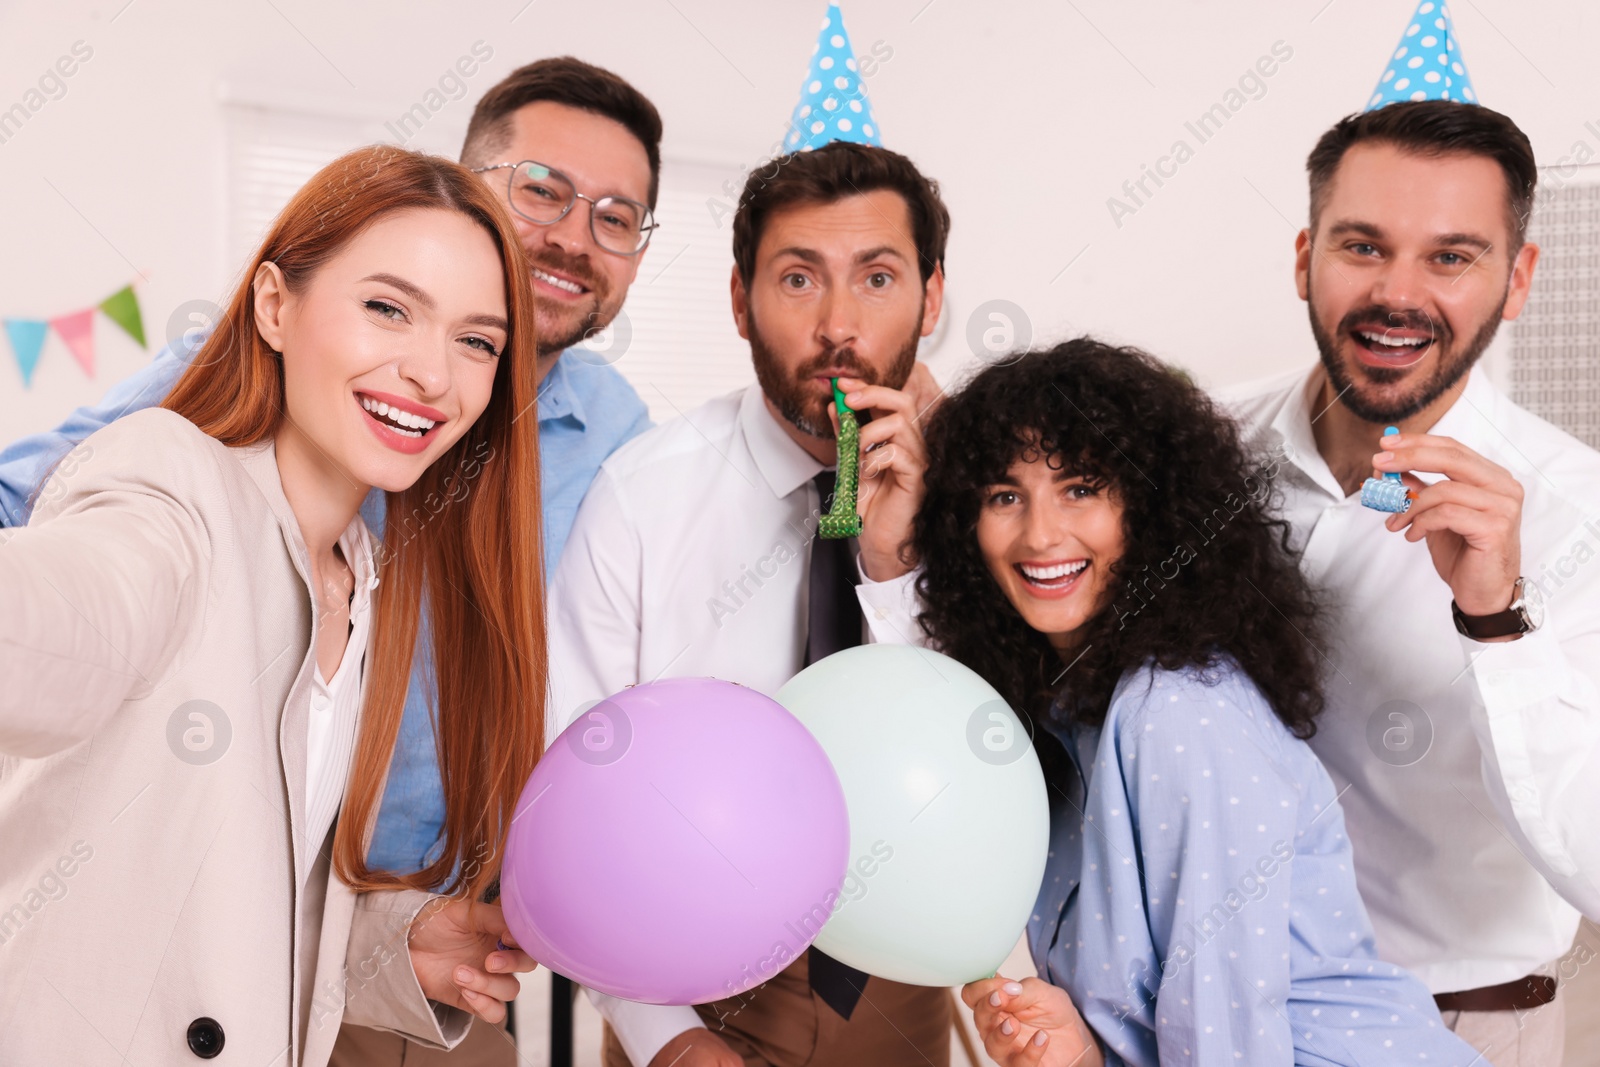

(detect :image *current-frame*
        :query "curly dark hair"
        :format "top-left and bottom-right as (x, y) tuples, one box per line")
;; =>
(913, 338), (1325, 750)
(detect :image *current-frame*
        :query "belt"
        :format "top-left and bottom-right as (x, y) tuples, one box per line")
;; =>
(1433, 975), (1557, 1013)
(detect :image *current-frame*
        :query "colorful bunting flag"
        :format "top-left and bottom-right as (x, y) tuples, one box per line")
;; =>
(3, 283), (145, 388)
(50, 308), (96, 378)
(3, 319), (50, 389)
(99, 285), (146, 348)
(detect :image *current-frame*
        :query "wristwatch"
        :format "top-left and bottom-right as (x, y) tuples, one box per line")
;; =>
(1452, 577), (1545, 640)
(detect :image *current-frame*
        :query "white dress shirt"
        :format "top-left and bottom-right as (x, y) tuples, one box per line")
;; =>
(548, 383), (918, 1067)
(1225, 365), (1600, 994)
(304, 519), (378, 877)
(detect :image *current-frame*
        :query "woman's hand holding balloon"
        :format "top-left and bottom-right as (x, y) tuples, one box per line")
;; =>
(961, 976), (1102, 1067)
(409, 898), (537, 1023)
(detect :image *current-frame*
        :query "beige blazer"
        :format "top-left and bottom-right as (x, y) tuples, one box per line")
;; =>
(0, 408), (472, 1066)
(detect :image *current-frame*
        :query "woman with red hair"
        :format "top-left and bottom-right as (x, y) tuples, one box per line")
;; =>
(0, 145), (546, 1065)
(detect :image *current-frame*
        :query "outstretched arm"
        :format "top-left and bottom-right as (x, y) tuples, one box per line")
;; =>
(0, 341), (191, 526)
(0, 409), (215, 756)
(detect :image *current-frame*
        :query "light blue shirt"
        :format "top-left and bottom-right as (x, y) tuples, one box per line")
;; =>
(1031, 659), (1479, 1066)
(0, 342), (651, 878)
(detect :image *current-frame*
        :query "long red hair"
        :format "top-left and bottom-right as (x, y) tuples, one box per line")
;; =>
(162, 145), (545, 897)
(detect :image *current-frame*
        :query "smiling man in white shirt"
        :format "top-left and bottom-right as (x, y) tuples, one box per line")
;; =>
(548, 141), (951, 1067)
(1227, 100), (1600, 1065)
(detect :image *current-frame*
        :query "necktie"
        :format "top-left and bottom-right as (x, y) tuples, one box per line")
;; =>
(803, 469), (869, 1020)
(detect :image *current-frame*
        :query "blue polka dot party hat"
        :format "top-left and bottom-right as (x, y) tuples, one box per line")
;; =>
(784, 2), (882, 152)
(1367, 0), (1478, 110)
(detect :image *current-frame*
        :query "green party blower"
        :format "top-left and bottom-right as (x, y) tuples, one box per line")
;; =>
(819, 377), (863, 539)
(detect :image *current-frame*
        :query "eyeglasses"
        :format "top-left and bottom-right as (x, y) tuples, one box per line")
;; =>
(472, 160), (658, 256)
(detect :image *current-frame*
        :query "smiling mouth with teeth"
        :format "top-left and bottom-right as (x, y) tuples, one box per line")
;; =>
(1353, 328), (1434, 358)
(532, 267), (588, 296)
(1017, 559), (1088, 588)
(359, 394), (439, 438)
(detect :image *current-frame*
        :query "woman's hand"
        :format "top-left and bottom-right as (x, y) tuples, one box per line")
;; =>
(961, 976), (1103, 1067)
(408, 898), (537, 1023)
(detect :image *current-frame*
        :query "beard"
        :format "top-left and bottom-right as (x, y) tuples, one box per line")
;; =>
(748, 307), (922, 439)
(1307, 275), (1505, 425)
(526, 246), (619, 359)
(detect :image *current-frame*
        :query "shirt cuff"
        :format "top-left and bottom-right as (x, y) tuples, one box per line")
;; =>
(1463, 626), (1578, 877)
(854, 563), (923, 647)
(340, 889), (473, 1050)
(1462, 624), (1565, 705)
(585, 989), (704, 1067)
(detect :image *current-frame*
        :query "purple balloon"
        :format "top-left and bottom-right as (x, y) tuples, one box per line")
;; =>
(501, 678), (850, 1005)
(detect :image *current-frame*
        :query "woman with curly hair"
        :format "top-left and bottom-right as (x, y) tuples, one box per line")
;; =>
(912, 339), (1475, 1066)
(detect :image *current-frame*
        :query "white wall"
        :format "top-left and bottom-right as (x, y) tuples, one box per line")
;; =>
(4, 4), (1599, 1062)
(1, 0), (1593, 437)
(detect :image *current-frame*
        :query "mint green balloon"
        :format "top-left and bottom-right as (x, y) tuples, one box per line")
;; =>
(775, 643), (1050, 985)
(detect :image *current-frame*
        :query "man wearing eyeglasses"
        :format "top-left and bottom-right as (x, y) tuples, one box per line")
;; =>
(0, 54), (658, 562)
(0, 55), (661, 1067)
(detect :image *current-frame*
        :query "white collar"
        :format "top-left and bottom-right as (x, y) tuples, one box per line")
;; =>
(736, 383), (828, 500)
(1267, 364), (1505, 499)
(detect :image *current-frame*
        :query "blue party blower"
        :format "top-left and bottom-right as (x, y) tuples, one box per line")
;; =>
(1360, 426), (1418, 514)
